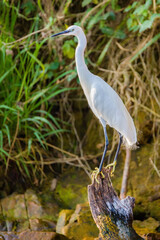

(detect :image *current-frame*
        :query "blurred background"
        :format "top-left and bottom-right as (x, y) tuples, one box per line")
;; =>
(0, 0), (160, 239)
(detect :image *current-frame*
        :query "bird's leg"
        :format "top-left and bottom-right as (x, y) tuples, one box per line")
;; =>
(105, 133), (123, 174)
(91, 126), (109, 182)
(99, 126), (109, 172)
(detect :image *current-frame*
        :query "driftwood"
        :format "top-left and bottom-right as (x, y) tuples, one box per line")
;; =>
(120, 149), (131, 199)
(88, 168), (144, 240)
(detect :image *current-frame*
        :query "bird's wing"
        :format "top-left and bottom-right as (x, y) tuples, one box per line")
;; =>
(90, 76), (137, 145)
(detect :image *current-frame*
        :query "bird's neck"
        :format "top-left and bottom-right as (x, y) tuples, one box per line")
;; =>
(75, 33), (89, 83)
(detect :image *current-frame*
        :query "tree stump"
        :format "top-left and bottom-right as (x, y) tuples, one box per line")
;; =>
(88, 168), (144, 240)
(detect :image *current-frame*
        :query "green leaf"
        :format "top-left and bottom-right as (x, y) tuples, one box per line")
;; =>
(0, 105), (16, 112)
(0, 131), (3, 149)
(145, 0), (152, 9)
(115, 30), (126, 39)
(4, 124), (11, 146)
(0, 65), (15, 84)
(43, 129), (65, 137)
(97, 38), (113, 65)
(49, 62), (59, 70)
(134, 5), (148, 15)
(111, 0), (120, 10)
(21, 0), (36, 16)
(130, 33), (160, 63)
(34, 132), (45, 149)
(82, 0), (92, 7)
(67, 70), (77, 82)
(124, 2), (138, 12)
(127, 18), (133, 29)
(0, 148), (10, 158)
(87, 8), (104, 30)
(21, 159), (31, 178)
(31, 88), (49, 103)
(62, 40), (75, 59)
(35, 109), (61, 128)
(101, 26), (114, 36)
(151, 13), (160, 21)
(139, 14), (160, 33)
(139, 20), (153, 33)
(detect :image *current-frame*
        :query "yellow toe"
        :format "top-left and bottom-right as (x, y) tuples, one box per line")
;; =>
(91, 167), (105, 183)
(105, 161), (117, 175)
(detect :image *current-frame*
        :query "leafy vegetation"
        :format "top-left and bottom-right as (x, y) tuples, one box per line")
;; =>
(0, 0), (160, 181)
(0, 1), (71, 179)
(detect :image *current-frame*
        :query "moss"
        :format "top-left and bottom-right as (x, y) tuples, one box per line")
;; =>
(147, 200), (160, 220)
(133, 218), (160, 236)
(61, 203), (99, 240)
(56, 183), (87, 209)
(55, 169), (89, 209)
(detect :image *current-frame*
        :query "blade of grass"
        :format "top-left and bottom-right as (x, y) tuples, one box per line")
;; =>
(130, 33), (160, 63)
(0, 65), (16, 83)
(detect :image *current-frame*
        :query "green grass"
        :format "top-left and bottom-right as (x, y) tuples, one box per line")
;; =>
(0, 1), (72, 179)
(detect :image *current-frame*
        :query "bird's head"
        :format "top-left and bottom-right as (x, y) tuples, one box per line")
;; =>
(51, 25), (83, 38)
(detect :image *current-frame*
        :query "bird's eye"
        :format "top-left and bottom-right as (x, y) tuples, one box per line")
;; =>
(71, 29), (74, 32)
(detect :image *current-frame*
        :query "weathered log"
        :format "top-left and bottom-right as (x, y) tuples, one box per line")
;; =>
(88, 168), (144, 240)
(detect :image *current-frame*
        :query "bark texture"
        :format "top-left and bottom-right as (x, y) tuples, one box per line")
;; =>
(88, 168), (144, 240)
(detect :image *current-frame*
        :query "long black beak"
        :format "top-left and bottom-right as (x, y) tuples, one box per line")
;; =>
(51, 30), (70, 37)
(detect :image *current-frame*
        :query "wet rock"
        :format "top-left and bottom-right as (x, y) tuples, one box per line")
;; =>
(25, 189), (45, 219)
(0, 232), (18, 240)
(148, 200), (160, 220)
(37, 179), (61, 222)
(0, 190), (57, 232)
(144, 233), (160, 240)
(56, 203), (98, 240)
(15, 220), (30, 232)
(0, 231), (69, 240)
(133, 217), (160, 236)
(29, 218), (56, 231)
(56, 210), (74, 234)
(82, 238), (96, 240)
(55, 168), (89, 209)
(1, 193), (27, 220)
(18, 230), (69, 240)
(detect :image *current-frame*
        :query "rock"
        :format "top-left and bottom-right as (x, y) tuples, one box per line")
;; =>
(82, 238), (96, 240)
(29, 218), (56, 231)
(133, 217), (160, 236)
(55, 168), (89, 209)
(56, 210), (74, 234)
(37, 179), (61, 222)
(0, 190), (56, 232)
(56, 203), (98, 240)
(18, 230), (69, 240)
(148, 200), (160, 220)
(50, 179), (57, 191)
(144, 233), (160, 240)
(0, 231), (69, 240)
(0, 232), (18, 240)
(25, 189), (45, 219)
(1, 193), (27, 220)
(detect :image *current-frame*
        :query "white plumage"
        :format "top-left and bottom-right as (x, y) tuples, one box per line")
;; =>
(52, 25), (137, 173)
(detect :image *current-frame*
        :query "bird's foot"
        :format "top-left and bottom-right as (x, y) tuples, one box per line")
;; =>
(105, 161), (117, 176)
(91, 167), (105, 183)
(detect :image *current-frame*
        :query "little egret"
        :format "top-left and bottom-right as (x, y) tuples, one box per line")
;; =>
(52, 26), (137, 174)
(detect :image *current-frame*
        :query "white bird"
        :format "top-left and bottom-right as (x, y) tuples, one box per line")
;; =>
(52, 25), (137, 174)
